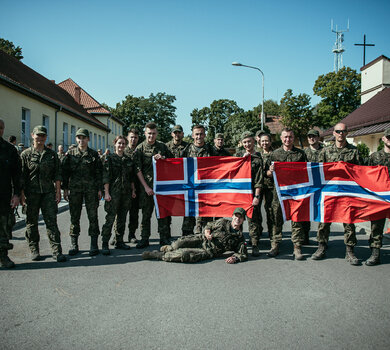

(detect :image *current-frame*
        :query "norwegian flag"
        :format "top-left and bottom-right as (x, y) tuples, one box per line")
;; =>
(273, 161), (390, 224)
(153, 156), (253, 219)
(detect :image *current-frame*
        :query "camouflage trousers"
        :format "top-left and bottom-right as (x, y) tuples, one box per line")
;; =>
(181, 217), (213, 236)
(248, 204), (262, 246)
(101, 191), (132, 243)
(271, 196), (304, 245)
(316, 222), (357, 247)
(369, 218), (386, 249)
(114, 193), (139, 237)
(139, 191), (169, 240)
(25, 192), (62, 254)
(69, 191), (100, 237)
(260, 185), (274, 235)
(162, 234), (213, 263)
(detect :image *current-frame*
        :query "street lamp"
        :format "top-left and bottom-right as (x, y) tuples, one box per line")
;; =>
(232, 62), (265, 131)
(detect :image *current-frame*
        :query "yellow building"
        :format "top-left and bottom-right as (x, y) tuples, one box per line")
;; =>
(0, 50), (123, 151)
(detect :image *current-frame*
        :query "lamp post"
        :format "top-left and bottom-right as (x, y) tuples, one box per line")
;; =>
(232, 62), (265, 131)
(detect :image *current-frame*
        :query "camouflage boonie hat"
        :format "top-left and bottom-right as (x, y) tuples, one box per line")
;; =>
(76, 128), (89, 137)
(307, 129), (320, 137)
(215, 133), (224, 139)
(233, 207), (246, 219)
(32, 125), (47, 135)
(172, 125), (183, 132)
(255, 130), (265, 138)
(241, 131), (255, 140)
(384, 128), (390, 137)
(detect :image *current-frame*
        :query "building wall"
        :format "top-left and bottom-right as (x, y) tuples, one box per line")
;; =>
(0, 84), (107, 151)
(353, 133), (383, 154)
(95, 115), (124, 152)
(361, 58), (390, 104)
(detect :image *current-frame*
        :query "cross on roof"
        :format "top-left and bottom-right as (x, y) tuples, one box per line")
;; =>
(354, 34), (375, 66)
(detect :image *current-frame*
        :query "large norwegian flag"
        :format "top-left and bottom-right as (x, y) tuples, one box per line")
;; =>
(153, 156), (253, 219)
(273, 161), (390, 223)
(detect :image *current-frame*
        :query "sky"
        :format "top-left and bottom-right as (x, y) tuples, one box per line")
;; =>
(1, 0), (389, 134)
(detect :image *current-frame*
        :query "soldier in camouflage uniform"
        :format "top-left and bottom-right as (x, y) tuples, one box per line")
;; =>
(235, 131), (263, 257)
(181, 125), (216, 236)
(0, 119), (21, 268)
(255, 130), (266, 153)
(134, 122), (173, 248)
(57, 145), (65, 163)
(302, 129), (324, 245)
(142, 207), (248, 264)
(20, 126), (66, 262)
(259, 133), (274, 238)
(62, 128), (103, 256)
(101, 136), (136, 255)
(266, 128), (307, 260)
(365, 127), (390, 266)
(212, 133), (231, 156)
(311, 123), (361, 265)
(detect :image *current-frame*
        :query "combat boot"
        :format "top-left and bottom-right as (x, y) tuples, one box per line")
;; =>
(89, 236), (99, 256)
(128, 234), (137, 244)
(267, 243), (279, 257)
(53, 253), (67, 262)
(31, 246), (42, 261)
(252, 245), (260, 257)
(312, 242), (327, 260)
(365, 248), (380, 266)
(293, 244), (304, 260)
(68, 236), (79, 256)
(159, 237), (171, 246)
(115, 241), (130, 250)
(101, 241), (110, 255)
(142, 250), (164, 260)
(0, 250), (15, 268)
(136, 238), (149, 249)
(345, 246), (359, 266)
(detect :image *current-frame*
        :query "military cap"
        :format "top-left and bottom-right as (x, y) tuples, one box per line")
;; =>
(255, 130), (265, 138)
(307, 129), (320, 137)
(384, 128), (390, 137)
(233, 207), (246, 218)
(172, 125), (183, 132)
(241, 131), (255, 140)
(215, 133), (224, 139)
(32, 125), (47, 135)
(76, 128), (89, 137)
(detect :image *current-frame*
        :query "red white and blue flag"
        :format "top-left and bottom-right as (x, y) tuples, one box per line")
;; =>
(274, 161), (390, 224)
(153, 156), (253, 219)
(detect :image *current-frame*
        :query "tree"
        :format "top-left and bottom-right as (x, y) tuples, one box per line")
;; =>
(280, 89), (314, 147)
(0, 38), (23, 60)
(263, 99), (281, 116)
(109, 92), (176, 142)
(313, 67), (360, 128)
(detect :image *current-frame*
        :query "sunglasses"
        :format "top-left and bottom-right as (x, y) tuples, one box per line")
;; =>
(334, 130), (347, 134)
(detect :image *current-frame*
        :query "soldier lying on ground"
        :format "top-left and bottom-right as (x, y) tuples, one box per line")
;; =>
(142, 208), (248, 264)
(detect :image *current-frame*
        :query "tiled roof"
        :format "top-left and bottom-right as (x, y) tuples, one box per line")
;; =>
(0, 50), (108, 131)
(322, 87), (390, 137)
(348, 122), (390, 137)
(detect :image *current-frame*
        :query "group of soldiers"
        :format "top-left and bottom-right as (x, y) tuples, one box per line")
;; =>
(0, 117), (389, 268)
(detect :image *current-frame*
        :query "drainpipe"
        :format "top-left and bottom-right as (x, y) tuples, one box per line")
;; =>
(55, 106), (63, 149)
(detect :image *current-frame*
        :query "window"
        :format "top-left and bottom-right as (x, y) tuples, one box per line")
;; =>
(42, 115), (50, 143)
(89, 132), (92, 147)
(115, 124), (117, 135)
(21, 108), (31, 147)
(71, 125), (76, 145)
(102, 136), (105, 150)
(63, 122), (69, 150)
(94, 133), (97, 150)
(98, 135), (101, 150)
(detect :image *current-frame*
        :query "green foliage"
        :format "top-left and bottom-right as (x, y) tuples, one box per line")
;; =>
(357, 142), (370, 165)
(313, 67), (360, 128)
(0, 38), (23, 60)
(377, 139), (384, 151)
(280, 89), (314, 147)
(263, 99), (281, 116)
(110, 92), (176, 142)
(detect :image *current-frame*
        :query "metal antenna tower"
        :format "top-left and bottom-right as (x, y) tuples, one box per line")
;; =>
(331, 19), (349, 72)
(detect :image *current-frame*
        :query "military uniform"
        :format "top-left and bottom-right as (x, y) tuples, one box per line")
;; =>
(57, 152), (65, 163)
(212, 145), (231, 157)
(182, 143), (215, 235)
(135, 140), (173, 244)
(101, 153), (136, 249)
(0, 137), (21, 267)
(21, 145), (63, 257)
(316, 142), (361, 247)
(146, 218), (247, 263)
(260, 150), (274, 236)
(267, 146), (307, 246)
(166, 140), (188, 158)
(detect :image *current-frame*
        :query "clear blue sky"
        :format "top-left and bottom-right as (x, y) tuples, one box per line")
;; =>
(1, 0), (389, 134)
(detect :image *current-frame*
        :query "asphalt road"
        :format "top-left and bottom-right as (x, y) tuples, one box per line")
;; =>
(1, 204), (389, 350)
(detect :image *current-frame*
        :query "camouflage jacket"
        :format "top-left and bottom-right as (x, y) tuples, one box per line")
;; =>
(135, 140), (173, 186)
(269, 146), (307, 163)
(304, 144), (324, 162)
(166, 140), (189, 158)
(124, 145), (140, 189)
(57, 152), (66, 163)
(0, 137), (21, 197)
(203, 218), (248, 262)
(62, 147), (102, 193)
(212, 145), (231, 157)
(368, 149), (390, 172)
(124, 145), (137, 159)
(235, 151), (263, 192)
(260, 151), (274, 189)
(103, 153), (136, 194)
(319, 142), (361, 165)
(21, 146), (61, 194)
(183, 143), (215, 158)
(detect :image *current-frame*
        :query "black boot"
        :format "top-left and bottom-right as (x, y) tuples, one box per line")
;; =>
(136, 238), (149, 249)
(345, 246), (359, 266)
(102, 241), (110, 255)
(0, 249), (15, 268)
(115, 241), (130, 250)
(68, 236), (79, 256)
(365, 248), (380, 266)
(89, 236), (99, 256)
